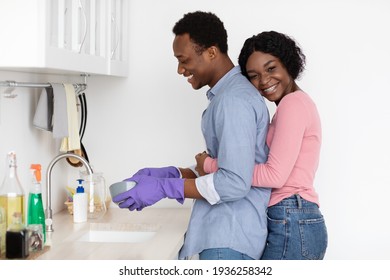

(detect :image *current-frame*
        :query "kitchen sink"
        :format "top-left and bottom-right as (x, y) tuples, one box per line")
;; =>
(76, 223), (158, 243)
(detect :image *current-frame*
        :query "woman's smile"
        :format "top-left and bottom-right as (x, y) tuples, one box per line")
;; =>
(261, 83), (278, 95)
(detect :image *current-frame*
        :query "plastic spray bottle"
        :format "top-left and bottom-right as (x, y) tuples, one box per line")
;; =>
(27, 164), (46, 243)
(73, 179), (87, 223)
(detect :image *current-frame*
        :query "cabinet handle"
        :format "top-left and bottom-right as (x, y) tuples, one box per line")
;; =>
(111, 14), (120, 59)
(78, 0), (87, 54)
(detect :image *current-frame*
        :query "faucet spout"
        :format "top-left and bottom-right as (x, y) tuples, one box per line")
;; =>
(45, 152), (93, 232)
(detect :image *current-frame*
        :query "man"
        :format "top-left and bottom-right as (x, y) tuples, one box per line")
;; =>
(113, 11), (270, 260)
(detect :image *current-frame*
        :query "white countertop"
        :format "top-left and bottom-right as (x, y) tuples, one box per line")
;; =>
(36, 207), (192, 260)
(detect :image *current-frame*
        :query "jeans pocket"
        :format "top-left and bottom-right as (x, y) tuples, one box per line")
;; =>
(299, 217), (328, 260)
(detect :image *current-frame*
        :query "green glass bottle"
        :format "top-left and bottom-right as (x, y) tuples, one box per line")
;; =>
(27, 164), (46, 243)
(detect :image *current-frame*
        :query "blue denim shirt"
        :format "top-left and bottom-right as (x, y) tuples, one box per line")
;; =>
(179, 66), (271, 260)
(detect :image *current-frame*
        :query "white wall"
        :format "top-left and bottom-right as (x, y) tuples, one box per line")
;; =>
(1, 0), (389, 260)
(0, 71), (87, 218)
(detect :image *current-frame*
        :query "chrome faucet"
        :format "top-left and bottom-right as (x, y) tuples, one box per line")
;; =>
(45, 152), (93, 232)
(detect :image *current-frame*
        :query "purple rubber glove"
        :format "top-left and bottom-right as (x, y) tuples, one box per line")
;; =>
(130, 166), (180, 178)
(112, 175), (185, 211)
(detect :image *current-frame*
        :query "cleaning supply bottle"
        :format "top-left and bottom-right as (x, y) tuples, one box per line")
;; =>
(6, 212), (29, 259)
(27, 164), (46, 243)
(0, 151), (25, 255)
(73, 179), (87, 223)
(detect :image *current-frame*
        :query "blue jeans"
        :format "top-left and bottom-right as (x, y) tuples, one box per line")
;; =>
(261, 194), (328, 260)
(199, 248), (254, 260)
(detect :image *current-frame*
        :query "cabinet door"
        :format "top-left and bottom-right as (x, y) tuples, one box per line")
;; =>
(47, 0), (108, 75)
(48, 0), (129, 76)
(0, 0), (44, 69)
(108, 0), (129, 77)
(0, 0), (128, 77)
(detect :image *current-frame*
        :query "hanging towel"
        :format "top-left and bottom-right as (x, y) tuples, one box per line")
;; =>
(60, 83), (81, 152)
(33, 87), (54, 131)
(52, 83), (69, 139)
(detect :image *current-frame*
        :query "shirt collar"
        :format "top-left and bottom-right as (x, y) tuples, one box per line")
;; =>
(206, 66), (241, 101)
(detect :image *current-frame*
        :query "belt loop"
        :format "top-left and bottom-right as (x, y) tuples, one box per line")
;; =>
(295, 194), (302, 209)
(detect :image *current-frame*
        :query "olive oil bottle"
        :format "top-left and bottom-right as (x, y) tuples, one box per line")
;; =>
(0, 151), (25, 256)
(0, 206), (5, 256)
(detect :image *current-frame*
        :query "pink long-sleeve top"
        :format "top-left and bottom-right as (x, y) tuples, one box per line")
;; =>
(204, 90), (322, 207)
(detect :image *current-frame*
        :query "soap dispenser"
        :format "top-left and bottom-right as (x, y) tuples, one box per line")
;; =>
(73, 179), (87, 223)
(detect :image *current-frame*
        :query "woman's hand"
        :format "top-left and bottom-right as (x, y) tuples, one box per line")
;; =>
(195, 151), (210, 176)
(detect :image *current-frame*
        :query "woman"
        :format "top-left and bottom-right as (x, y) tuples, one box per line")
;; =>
(195, 31), (328, 260)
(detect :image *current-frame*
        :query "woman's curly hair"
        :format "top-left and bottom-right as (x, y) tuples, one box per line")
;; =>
(172, 11), (228, 55)
(238, 31), (306, 80)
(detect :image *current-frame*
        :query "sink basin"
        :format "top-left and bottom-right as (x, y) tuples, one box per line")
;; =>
(76, 223), (158, 243)
(78, 230), (156, 243)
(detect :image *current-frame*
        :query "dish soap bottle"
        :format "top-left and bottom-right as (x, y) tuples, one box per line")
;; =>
(73, 179), (87, 223)
(27, 164), (46, 243)
(0, 151), (25, 255)
(6, 212), (29, 259)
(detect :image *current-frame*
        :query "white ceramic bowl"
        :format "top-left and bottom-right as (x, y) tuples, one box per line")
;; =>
(109, 181), (137, 204)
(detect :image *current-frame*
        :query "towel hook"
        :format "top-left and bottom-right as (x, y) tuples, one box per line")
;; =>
(81, 73), (89, 85)
(2, 80), (18, 98)
(75, 73), (89, 95)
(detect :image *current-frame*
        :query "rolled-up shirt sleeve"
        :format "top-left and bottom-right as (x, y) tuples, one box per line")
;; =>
(195, 174), (220, 205)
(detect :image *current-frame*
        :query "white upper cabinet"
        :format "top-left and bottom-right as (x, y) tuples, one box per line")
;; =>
(0, 0), (129, 77)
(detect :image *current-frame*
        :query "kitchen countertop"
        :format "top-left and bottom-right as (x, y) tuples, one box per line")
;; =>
(36, 206), (192, 260)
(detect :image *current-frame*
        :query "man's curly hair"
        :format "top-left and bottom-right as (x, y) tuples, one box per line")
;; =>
(238, 31), (306, 80)
(172, 11), (228, 55)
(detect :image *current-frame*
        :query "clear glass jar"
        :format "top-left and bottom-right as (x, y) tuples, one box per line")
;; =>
(27, 224), (43, 252)
(79, 171), (107, 219)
